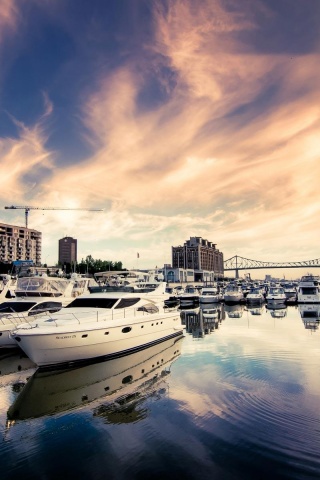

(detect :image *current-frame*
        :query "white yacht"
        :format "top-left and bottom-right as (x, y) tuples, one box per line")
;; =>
(0, 274), (98, 348)
(282, 282), (297, 301)
(179, 285), (200, 307)
(223, 283), (244, 304)
(10, 282), (183, 367)
(199, 285), (222, 303)
(265, 286), (286, 304)
(246, 286), (265, 304)
(297, 275), (320, 303)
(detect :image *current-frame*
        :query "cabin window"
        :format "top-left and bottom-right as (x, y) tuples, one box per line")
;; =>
(65, 298), (118, 309)
(122, 375), (133, 384)
(137, 303), (159, 313)
(122, 327), (132, 333)
(29, 301), (62, 315)
(301, 287), (317, 295)
(0, 301), (36, 313)
(115, 298), (141, 309)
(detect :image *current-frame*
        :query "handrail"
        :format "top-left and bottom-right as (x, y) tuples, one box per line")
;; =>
(10, 303), (178, 329)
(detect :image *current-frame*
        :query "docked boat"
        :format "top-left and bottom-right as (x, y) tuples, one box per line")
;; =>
(10, 282), (183, 367)
(265, 286), (286, 304)
(223, 283), (244, 304)
(0, 274), (98, 348)
(246, 286), (265, 304)
(297, 275), (320, 303)
(283, 282), (297, 301)
(179, 285), (200, 308)
(199, 285), (222, 303)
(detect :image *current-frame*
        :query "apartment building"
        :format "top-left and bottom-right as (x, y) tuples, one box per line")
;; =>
(0, 222), (42, 265)
(172, 236), (224, 276)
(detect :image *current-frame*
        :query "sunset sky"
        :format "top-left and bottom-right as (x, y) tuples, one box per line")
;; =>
(1, 0), (319, 278)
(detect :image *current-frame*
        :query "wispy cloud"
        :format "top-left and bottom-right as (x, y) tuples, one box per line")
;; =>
(1, 0), (319, 270)
(0, 94), (54, 201)
(0, 0), (19, 42)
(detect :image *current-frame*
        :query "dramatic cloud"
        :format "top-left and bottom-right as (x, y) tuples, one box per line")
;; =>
(1, 0), (319, 273)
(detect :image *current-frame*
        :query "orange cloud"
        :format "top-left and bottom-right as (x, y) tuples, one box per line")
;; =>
(2, 0), (319, 270)
(0, 0), (19, 41)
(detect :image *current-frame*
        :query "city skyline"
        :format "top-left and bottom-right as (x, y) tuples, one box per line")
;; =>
(1, 0), (319, 278)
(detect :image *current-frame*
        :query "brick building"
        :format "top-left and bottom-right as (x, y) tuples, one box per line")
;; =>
(172, 236), (224, 276)
(0, 222), (42, 265)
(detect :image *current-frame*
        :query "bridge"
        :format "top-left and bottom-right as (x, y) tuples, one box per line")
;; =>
(224, 255), (320, 278)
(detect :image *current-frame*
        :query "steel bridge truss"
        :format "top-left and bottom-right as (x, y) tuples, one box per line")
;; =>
(224, 255), (320, 275)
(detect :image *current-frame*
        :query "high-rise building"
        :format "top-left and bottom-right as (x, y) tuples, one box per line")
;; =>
(0, 222), (42, 265)
(172, 236), (224, 275)
(58, 236), (77, 266)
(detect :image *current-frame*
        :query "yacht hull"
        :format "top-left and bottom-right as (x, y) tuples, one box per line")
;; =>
(11, 312), (183, 367)
(223, 293), (243, 304)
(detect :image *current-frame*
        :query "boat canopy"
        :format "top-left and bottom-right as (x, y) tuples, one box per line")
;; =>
(15, 277), (69, 297)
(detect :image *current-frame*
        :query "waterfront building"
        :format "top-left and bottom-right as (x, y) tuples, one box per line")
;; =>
(58, 236), (77, 266)
(0, 222), (42, 265)
(171, 236), (224, 282)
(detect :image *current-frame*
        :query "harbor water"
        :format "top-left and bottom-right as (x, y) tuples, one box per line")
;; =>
(0, 303), (319, 480)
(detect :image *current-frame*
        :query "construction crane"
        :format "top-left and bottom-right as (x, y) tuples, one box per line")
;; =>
(4, 205), (104, 228)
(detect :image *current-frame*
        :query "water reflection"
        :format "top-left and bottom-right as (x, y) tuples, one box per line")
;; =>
(1, 306), (320, 480)
(181, 304), (225, 337)
(266, 303), (287, 318)
(0, 348), (36, 379)
(246, 305), (265, 316)
(224, 303), (245, 318)
(299, 303), (320, 331)
(6, 335), (183, 423)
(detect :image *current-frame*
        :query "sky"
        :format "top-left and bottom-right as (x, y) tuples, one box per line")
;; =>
(0, 0), (319, 279)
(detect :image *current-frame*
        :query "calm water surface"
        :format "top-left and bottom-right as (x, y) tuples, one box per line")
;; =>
(0, 303), (319, 480)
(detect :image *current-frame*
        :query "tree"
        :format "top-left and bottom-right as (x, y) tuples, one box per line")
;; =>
(76, 257), (124, 275)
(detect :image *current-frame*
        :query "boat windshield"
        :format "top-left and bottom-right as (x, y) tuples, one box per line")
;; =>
(15, 277), (68, 297)
(0, 301), (37, 313)
(65, 298), (119, 309)
(65, 297), (141, 309)
(269, 288), (284, 294)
